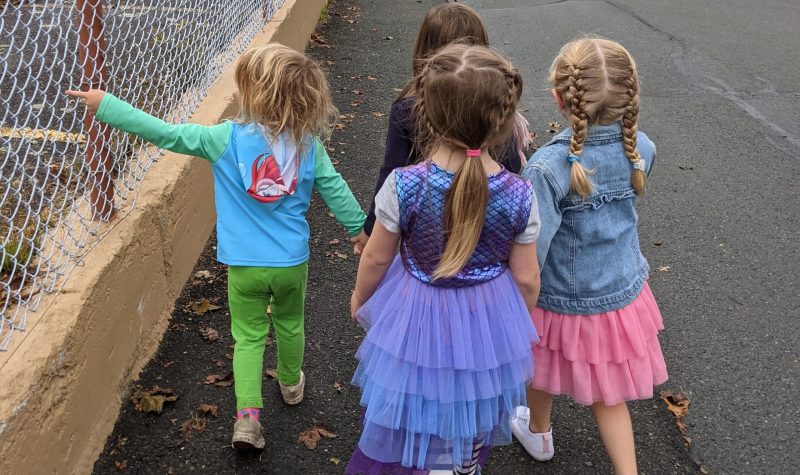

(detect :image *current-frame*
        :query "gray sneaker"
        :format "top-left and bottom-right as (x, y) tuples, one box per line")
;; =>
(279, 371), (305, 405)
(231, 415), (265, 450)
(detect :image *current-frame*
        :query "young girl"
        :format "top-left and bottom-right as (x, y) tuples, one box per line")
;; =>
(346, 44), (541, 475)
(67, 43), (368, 451)
(513, 38), (668, 474)
(362, 2), (531, 236)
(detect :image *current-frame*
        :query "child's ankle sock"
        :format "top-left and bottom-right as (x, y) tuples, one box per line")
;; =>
(236, 408), (260, 421)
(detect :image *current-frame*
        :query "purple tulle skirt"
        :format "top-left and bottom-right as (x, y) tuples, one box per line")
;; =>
(346, 256), (539, 474)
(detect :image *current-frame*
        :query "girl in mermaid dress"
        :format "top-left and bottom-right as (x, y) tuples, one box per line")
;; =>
(346, 43), (542, 475)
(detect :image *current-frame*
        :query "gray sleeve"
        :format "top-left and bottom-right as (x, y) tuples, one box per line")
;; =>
(374, 171), (401, 233)
(514, 187), (541, 244)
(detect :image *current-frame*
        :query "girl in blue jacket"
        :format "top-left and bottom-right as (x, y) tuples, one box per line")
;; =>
(514, 38), (668, 475)
(69, 43), (367, 451)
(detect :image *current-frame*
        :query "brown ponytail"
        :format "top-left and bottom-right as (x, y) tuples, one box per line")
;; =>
(412, 44), (521, 279)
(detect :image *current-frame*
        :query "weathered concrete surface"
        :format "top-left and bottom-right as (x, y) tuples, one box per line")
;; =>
(0, 1), (326, 474)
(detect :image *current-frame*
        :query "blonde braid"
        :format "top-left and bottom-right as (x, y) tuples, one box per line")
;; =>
(565, 65), (593, 198)
(622, 70), (646, 195)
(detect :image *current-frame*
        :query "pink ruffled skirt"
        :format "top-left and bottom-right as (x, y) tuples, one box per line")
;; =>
(531, 282), (668, 406)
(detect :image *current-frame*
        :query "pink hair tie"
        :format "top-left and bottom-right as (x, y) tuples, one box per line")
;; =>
(466, 149), (482, 157)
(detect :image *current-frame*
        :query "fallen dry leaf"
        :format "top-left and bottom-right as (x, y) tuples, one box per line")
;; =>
(371, 112), (387, 117)
(330, 457), (341, 465)
(215, 372), (234, 387)
(199, 326), (220, 342)
(162, 360), (175, 368)
(265, 368), (278, 379)
(660, 389), (691, 435)
(329, 239), (341, 245)
(192, 298), (221, 316)
(225, 353), (233, 360)
(658, 266), (671, 272)
(114, 460), (127, 470)
(351, 89), (363, 95)
(170, 323), (187, 332)
(298, 425), (338, 449)
(130, 386), (177, 414)
(179, 413), (207, 441)
(333, 382), (343, 393)
(195, 270), (212, 280)
(198, 403), (219, 417)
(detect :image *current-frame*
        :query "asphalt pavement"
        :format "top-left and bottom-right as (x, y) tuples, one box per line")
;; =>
(93, 1), (799, 474)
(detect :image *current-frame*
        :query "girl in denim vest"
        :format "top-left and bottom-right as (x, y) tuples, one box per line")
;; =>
(347, 44), (541, 475)
(514, 38), (668, 475)
(68, 44), (367, 451)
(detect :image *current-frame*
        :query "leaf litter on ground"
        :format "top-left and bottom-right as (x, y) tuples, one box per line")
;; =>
(130, 386), (178, 414)
(190, 298), (221, 316)
(203, 372), (234, 387)
(660, 389), (691, 440)
(199, 325), (220, 342)
(179, 413), (207, 441)
(298, 424), (338, 449)
(197, 403), (219, 417)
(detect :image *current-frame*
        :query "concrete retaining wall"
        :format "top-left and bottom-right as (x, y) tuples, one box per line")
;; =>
(0, 1), (326, 473)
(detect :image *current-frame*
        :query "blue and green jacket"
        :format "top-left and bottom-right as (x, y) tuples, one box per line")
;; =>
(96, 94), (366, 267)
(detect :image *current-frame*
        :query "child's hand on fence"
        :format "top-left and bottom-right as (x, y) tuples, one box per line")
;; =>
(65, 89), (106, 117)
(350, 230), (369, 255)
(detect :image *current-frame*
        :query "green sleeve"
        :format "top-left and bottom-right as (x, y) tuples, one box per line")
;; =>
(312, 139), (366, 236)
(95, 93), (231, 163)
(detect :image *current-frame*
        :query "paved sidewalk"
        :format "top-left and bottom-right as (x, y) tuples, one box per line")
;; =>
(93, 1), (701, 473)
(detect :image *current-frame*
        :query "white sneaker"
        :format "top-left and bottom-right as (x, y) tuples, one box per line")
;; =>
(510, 406), (554, 461)
(279, 370), (305, 405)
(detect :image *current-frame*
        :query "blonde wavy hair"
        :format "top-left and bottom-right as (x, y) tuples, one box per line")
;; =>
(549, 37), (646, 198)
(235, 43), (338, 145)
(413, 44), (522, 279)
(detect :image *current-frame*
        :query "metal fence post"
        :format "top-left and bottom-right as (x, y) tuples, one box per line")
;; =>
(76, 0), (115, 221)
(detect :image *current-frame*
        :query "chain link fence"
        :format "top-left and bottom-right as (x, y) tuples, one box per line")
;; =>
(0, 0), (285, 350)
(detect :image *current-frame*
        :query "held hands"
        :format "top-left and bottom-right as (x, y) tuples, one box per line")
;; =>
(350, 230), (369, 255)
(65, 89), (106, 117)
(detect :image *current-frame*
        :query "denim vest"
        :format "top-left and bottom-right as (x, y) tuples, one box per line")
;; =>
(522, 123), (656, 314)
(396, 162), (533, 288)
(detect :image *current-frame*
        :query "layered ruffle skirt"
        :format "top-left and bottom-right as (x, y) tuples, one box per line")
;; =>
(346, 257), (539, 474)
(531, 282), (668, 406)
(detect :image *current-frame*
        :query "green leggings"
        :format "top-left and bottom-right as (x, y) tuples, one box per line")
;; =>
(228, 263), (307, 410)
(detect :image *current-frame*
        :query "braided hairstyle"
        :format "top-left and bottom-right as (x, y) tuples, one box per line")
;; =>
(549, 37), (646, 197)
(412, 44), (522, 279)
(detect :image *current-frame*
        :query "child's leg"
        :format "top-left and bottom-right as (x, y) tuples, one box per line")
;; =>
(454, 438), (486, 474)
(267, 262), (308, 386)
(527, 388), (555, 433)
(591, 402), (637, 475)
(228, 267), (271, 411)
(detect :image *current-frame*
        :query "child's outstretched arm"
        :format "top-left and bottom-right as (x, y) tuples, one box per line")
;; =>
(350, 221), (400, 319)
(509, 242), (541, 314)
(312, 138), (368, 252)
(65, 89), (230, 163)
